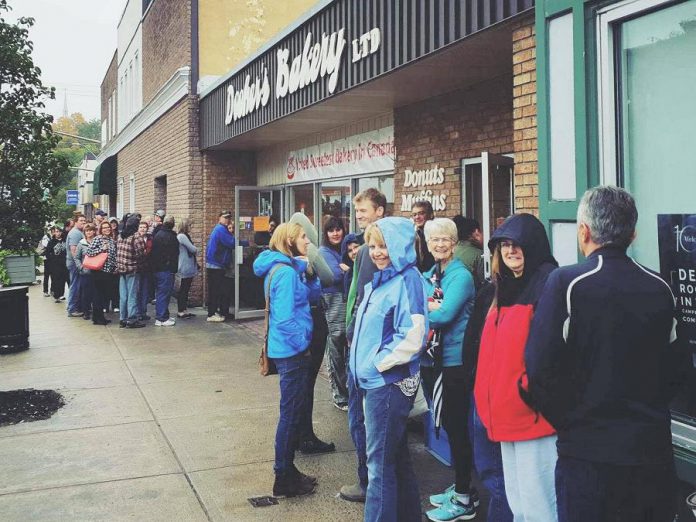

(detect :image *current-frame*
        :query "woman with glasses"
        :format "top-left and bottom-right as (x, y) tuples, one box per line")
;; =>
(473, 213), (559, 522)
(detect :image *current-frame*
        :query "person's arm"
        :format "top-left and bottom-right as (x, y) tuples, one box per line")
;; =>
(270, 267), (312, 353)
(428, 270), (475, 329)
(178, 234), (197, 255)
(74, 243), (85, 271)
(216, 228), (236, 249)
(372, 274), (427, 372)
(523, 270), (571, 428)
(307, 243), (334, 288)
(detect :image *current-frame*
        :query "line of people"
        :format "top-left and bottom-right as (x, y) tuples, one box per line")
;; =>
(254, 186), (686, 522)
(42, 210), (199, 328)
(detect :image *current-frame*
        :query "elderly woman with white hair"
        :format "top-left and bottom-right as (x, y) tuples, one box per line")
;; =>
(420, 217), (479, 522)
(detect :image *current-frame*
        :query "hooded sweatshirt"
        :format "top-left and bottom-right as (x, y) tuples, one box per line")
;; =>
(473, 213), (558, 442)
(340, 232), (360, 296)
(253, 249), (321, 358)
(350, 217), (429, 390)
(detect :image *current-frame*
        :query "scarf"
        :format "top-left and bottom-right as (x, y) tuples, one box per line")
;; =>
(425, 263), (445, 437)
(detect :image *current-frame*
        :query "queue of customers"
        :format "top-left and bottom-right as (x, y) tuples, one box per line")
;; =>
(255, 186), (686, 522)
(43, 210), (199, 328)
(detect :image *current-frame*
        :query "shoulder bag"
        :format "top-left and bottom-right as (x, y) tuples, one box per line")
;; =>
(83, 240), (108, 271)
(259, 263), (290, 376)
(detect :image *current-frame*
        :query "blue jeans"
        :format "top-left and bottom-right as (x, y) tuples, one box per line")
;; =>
(67, 264), (82, 314)
(347, 369), (368, 490)
(80, 273), (94, 316)
(470, 397), (513, 522)
(154, 271), (174, 321)
(363, 384), (420, 522)
(119, 273), (141, 323)
(138, 272), (151, 318)
(273, 351), (311, 476)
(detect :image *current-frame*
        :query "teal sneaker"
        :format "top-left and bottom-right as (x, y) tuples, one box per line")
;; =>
(429, 485), (479, 508)
(426, 494), (477, 521)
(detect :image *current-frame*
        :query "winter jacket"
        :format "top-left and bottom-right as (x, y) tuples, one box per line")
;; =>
(253, 250), (322, 358)
(346, 234), (379, 340)
(150, 227), (179, 273)
(205, 223), (236, 269)
(422, 258), (475, 367)
(117, 234), (146, 274)
(473, 213), (558, 442)
(319, 246), (344, 294)
(525, 245), (686, 465)
(177, 233), (198, 278)
(350, 217), (429, 390)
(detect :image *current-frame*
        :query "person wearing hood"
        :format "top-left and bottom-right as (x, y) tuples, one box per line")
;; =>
(419, 218), (478, 522)
(350, 217), (429, 522)
(318, 216), (350, 411)
(288, 212), (336, 455)
(117, 215), (147, 328)
(472, 213), (559, 522)
(253, 222), (321, 498)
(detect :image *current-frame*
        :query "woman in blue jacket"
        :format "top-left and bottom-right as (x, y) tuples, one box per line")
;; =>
(253, 223), (321, 498)
(419, 218), (478, 522)
(350, 217), (428, 522)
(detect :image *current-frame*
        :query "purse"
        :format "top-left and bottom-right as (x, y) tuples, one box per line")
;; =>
(83, 252), (108, 271)
(259, 263), (289, 376)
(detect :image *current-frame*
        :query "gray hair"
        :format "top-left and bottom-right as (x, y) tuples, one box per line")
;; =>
(577, 186), (637, 248)
(163, 215), (176, 229)
(424, 218), (458, 243)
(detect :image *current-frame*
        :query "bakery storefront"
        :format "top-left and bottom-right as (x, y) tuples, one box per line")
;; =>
(199, 0), (536, 319)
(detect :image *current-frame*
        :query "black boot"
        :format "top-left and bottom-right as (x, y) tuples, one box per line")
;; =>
(272, 472), (315, 498)
(299, 435), (335, 455)
(291, 464), (318, 486)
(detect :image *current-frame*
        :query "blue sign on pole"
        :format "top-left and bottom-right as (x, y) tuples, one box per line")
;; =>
(66, 190), (79, 205)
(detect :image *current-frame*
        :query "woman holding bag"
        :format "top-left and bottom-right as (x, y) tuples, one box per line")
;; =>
(86, 220), (118, 325)
(253, 223), (321, 498)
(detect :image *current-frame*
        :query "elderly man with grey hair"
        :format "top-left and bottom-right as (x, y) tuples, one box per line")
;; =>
(523, 185), (685, 522)
(150, 215), (179, 326)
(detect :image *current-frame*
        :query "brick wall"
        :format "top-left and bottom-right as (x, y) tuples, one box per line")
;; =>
(100, 52), (118, 123)
(512, 14), (538, 215)
(393, 75), (514, 219)
(142, 0), (191, 105)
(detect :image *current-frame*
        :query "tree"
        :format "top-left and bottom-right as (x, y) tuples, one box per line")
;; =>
(0, 0), (68, 250)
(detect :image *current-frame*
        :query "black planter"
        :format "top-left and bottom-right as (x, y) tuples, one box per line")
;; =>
(0, 286), (29, 353)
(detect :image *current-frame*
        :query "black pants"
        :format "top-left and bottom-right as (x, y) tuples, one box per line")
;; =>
(421, 365), (474, 494)
(177, 277), (193, 313)
(299, 305), (329, 441)
(43, 262), (51, 293)
(206, 268), (226, 317)
(81, 273), (94, 317)
(556, 455), (677, 522)
(92, 271), (112, 322)
(219, 275), (235, 317)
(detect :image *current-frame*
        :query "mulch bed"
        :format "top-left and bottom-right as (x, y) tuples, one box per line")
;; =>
(0, 389), (65, 427)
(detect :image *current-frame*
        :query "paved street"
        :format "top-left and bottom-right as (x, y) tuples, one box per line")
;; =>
(0, 285), (465, 521)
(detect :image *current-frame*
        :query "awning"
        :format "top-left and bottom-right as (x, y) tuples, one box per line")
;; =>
(93, 155), (117, 195)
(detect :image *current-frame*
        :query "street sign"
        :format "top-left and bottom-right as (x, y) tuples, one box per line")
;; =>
(66, 190), (79, 205)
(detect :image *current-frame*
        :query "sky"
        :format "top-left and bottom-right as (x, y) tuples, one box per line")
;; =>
(6, 0), (126, 122)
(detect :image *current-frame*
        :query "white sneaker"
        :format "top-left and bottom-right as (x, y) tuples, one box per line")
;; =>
(206, 314), (225, 323)
(113, 307), (119, 312)
(155, 318), (176, 326)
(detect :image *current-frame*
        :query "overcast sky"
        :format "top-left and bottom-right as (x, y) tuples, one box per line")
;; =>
(7, 0), (126, 122)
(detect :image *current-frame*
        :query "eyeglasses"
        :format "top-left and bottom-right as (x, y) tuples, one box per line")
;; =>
(500, 240), (520, 250)
(428, 237), (454, 245)
(412, 211), (427, 217)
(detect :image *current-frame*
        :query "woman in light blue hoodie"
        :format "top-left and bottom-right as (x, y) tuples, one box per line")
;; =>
(252, 222), (321, 499)
(350, 217), (429, 522)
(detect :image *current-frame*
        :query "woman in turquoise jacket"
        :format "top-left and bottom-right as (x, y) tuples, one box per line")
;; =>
(252, 222), (321, 499)
(420, 218), (478, 522)
(350, 217), (428, 522)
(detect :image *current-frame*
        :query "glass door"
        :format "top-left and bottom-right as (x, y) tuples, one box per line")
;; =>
(234, 185), (284, 320)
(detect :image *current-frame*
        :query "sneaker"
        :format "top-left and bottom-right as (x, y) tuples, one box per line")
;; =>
(155, 318), (176, 326)
(54, 298), (61, 303)
(273, 473), (316, 498)
(126, 321), (146, 329)
(430, 486), (480, 508)
(119, 320), (127, 328)
(113, 307), (119, 312)
(206, 314), (225, 323)
(299, 437), (336, 455)
(68, 312), (84, 317)
(43, 292), (50, 297)
(339, 483), (366, 503)
(426, 494), (477, 521)
(333, 402), (349, 412)
(59, 296), (66, 301)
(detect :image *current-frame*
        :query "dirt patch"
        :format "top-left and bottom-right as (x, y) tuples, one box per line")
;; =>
(0, 389), (65, 427)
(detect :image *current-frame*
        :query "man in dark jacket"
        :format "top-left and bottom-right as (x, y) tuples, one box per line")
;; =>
(412, 200), (435, 272)
(524, 186), (686, 522)
(150, 216), (179, 326)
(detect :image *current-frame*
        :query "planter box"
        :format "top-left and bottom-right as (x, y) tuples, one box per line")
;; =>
(3, 254), (36, 285)
(0, 286), (29, 352)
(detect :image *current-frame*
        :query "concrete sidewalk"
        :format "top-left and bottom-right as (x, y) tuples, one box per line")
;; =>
(0, 285), (473, 521)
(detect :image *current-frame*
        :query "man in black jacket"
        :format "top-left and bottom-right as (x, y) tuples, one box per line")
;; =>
(524, 186), (686, 522)
(150, 216), (179, 326)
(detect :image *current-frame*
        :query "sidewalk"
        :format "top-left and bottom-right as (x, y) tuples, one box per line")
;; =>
(0, 285), (472, 521)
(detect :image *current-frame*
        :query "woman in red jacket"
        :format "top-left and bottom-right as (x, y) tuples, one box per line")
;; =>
(473, 213), (559, 522)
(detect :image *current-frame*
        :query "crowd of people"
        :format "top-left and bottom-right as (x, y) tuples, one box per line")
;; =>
(254, 186), (686, 522)
(41, 209), (199, 328)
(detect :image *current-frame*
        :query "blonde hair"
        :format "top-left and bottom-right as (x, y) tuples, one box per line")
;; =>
(364, 222), (385, 246)
(178, 217), (192, 236)
(269, 223), (304, 257)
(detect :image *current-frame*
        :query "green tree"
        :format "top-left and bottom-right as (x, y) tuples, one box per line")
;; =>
(0, 0), (69, 250)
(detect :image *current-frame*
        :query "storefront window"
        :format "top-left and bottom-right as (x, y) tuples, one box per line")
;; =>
(320, 180), (351, 233)
(616, 0), (696, 421)
(289, 183), (315, 225)
(357, 175), (394, 216)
